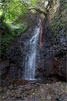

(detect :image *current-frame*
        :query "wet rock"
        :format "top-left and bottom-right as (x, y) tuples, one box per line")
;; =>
(0, 60), (9, 79)
(47, 95), (51, 100)
(12, 80), (28, 86)
(25, 85), (32, 90)
(49, 54), (67, 81)
(8, 64), (18, 80)
(37, 0), (67, 81)
(56, 97), (62, 101)
(15, 90), (22, 98)
(0, 82), (67, 101)
(8, 85), (13, 90)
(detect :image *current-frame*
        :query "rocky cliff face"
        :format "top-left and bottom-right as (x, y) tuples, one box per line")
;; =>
(0, 23), (40, 81)
(0, 0), (67, 82)
(38, 0), (67, 81)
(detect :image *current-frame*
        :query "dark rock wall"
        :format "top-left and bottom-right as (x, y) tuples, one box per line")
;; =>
(37, 0), (67, 81)
(0, 0), (67, 82)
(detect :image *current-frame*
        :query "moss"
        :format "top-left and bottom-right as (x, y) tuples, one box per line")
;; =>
(52, 0), (67, 38)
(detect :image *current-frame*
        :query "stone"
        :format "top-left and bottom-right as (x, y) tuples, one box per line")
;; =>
(25, 85), (32, 90)
(0, 60), (9, 79)
(47, 95), (51, 100)
(49, 56), (66, 81)
(56, 97), (62, 101)
(9, 85), (13, 90)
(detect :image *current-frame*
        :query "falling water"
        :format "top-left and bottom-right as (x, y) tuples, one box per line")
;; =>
(24, 22), (41, 80)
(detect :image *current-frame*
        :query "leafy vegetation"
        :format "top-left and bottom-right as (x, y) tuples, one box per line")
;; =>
(0, 0), (53, 58)
(0, 0), (40, 58)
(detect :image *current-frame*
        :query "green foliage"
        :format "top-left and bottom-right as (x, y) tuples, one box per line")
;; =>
(3, 0), (28, 22)
(0, 13), (27, 58)
(30, 0), (38, 7)
(1, 0), (39, 23)
(0, 0), (40, 58)
(0, 15), (11, 35)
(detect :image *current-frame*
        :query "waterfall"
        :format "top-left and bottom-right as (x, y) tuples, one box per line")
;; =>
(24, 22), (41, 80)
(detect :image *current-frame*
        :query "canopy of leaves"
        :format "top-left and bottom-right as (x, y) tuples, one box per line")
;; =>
(0, 0), (40, 23)
(0, 0), (41, 57)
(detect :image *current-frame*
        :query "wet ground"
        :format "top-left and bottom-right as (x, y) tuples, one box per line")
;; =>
(0, 80), (67, 101)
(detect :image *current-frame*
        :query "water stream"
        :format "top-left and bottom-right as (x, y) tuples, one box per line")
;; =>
(24, 22), (41, 80)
